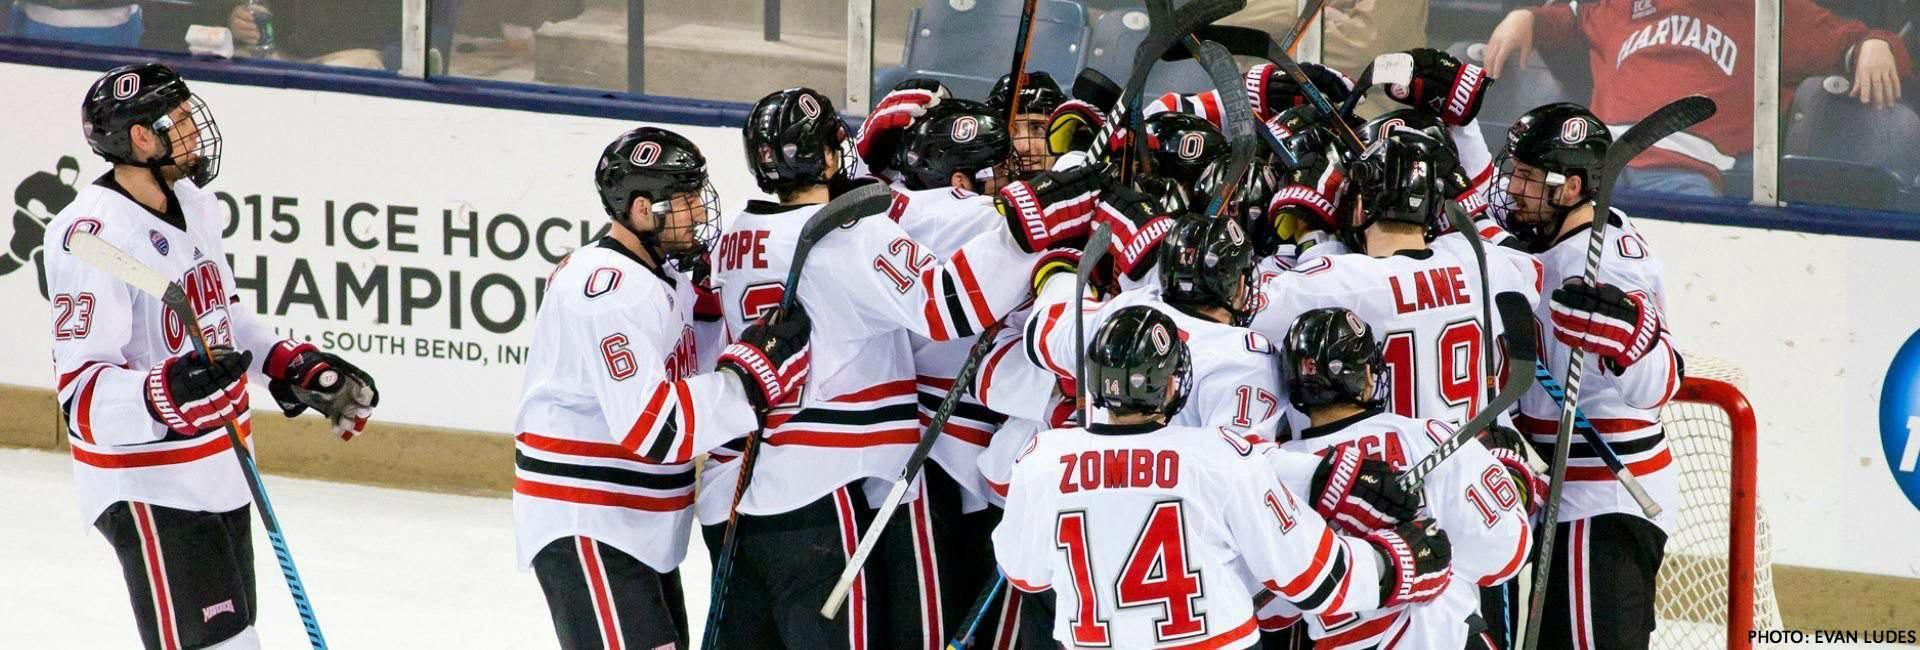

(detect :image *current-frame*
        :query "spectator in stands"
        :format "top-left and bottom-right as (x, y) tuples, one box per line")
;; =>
(1482, 0), (1915, 198)
(1221, 0), (1427, 76)
(8, 1), (142, 48)
(227, 0), (401, 70)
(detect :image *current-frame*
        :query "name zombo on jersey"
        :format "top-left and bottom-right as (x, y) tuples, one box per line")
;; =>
(1880, 329), (1920, 512)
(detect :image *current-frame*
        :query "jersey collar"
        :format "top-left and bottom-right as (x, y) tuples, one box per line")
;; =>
(592, 236), (676, 288)
(94, 172), (187, 231)
(745, 199), (813, 215)
(1550, 211), (1625, 249)
(1297, 407), (1386, 440)
(1087, 422), (1166, 436)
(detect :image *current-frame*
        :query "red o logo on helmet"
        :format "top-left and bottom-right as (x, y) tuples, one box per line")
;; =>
(1149, 323), (1172, 355)
(797, 93), (822, 119)
(951, 116), (979, 143)
(1177, 132), (1206, 161)
(113, 73), (141, 100)
(1376, 118), (1407, 141)
(1224, 218), (1246, 245)
(1560, 118), (1589, 144)
(631, 141), (662, 167)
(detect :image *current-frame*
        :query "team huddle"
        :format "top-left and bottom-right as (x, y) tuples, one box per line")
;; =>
(48, 15), (1691, 650)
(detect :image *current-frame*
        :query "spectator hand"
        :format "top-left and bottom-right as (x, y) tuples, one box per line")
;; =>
(1481, 10), (1535, 79)
(1853, 38), (1903, 109)
(228, 4), (261, 46)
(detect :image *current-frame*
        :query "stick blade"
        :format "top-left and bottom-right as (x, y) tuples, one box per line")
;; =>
(1606, 96), (1718, 178)
(1494, 291), (1538, 366)
(66, 231), (176, 299)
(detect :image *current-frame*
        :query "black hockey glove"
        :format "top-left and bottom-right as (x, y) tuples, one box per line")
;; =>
(1310, 444), (1424, 534)
(1366, 518), (1454, 608)
(265, 341), (380, 441)
(145, 347), (253, 437)
(1383, 48), (1492, 126)
(1549, 278), (1663, 373)
(996, 162), (1105, 253)
(1093, 177), (1176, 282)
(1480, 424), (1548, 517)
(1243, 61), (1354, 121)
(720, 302), (812, 415)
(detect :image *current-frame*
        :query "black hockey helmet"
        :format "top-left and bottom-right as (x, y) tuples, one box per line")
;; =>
(1492, 102), (1611, 251)
(1282, 307), (1384, 412)
(1158, 213), (1256, 326)
(743, 87), (852, 194)
(82, 62), (223, 187)
(987, 70), (1066, 117)
(1087, 305), (1193, 418)
(1347, 121), (1460, 238)
(1142, 111), (1228, 191)
(899, 99), (1015, 191)
(595, 127), (720, 269)
(1193, 158), (1282, 256)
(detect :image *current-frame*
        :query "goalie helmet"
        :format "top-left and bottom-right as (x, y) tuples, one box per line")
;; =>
(1142, 111), (1228, 191)
(1492, 102), (1612, 251)
(1281, 307), (1384, 411)
(82, 62), (223, 187)
(744, 87), (852, 194)
(1087, 305), (1193, 418)
(595, 127), (720, 269)
(1158, 213), (1256, 326)
(898, 99), (1015, 191)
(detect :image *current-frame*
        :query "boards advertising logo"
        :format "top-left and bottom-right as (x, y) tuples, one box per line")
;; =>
(7, 155), (81, 298)
(1881, 329), (1920, 511)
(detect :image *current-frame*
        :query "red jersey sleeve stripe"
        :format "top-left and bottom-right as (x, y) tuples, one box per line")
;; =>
(951, 250), (995, 327)
(1273, 527), (1336, 597)
(620, 383), (675, 454)
(1481, 522), (1531, 586)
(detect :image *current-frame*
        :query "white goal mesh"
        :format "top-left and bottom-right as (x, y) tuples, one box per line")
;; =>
(1650, 354), (1783, 649)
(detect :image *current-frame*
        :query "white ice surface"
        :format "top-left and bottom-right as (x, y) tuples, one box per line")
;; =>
(0, 448), (714, 649)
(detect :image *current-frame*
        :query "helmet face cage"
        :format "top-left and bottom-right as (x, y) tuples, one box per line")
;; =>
(1491, 103), (1609, 251)
(654, 180), (722, 271)
(1489, 152), (1572, 251)
(990, 73), (1065, 174)
(155, 95), (223, 187)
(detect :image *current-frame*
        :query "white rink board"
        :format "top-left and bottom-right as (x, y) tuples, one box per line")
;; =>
(0, 61), (770, 435)
(3, 62), (1920, 579)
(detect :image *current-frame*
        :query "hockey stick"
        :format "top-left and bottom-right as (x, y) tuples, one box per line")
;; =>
(819, 321), (1005, 617)
(1398, 291), (1538, 492)
(67, 231), (330, 650)
(946, 572), (1008, 650)
(1006, 0), (1040, 125)
(1520, 95), (1716, 650)
(1086, 0), (1244, 176)
(1530, 360), (1662, 517)
(1442, 201), (1497, 395)
(706, 182), (895, 646)
(1190, 39), (1260, 218)
(1075, 225), (1114, 424)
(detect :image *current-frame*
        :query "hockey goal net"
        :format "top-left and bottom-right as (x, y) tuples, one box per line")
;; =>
(1650, 354), (1782, 649)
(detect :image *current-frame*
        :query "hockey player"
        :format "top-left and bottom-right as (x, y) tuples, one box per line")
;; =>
(1492, 102), (1685, 650)
(1139, 111), (1228, 194)
(46, 62), (380, 650)
(1267, 307), (1533, 649)
(1250, 125), (1540, 429)
(702, 87), (1090, 649)
(986, 71), (1069, 174)
(511, 127), (811, 650)
(993, 306), (1456, 650)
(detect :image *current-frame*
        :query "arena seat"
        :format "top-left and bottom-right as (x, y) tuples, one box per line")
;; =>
(1083, 5), (1212, 98)
(874, 0), (1089, 102)
(1782, 75), (1920, 210)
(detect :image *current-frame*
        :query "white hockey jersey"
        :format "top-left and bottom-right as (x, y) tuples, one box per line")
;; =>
(894, 186), (1016, 511)
(1267, 410), (1531, 649)
(701, 197), (1047, 521)
(511, 238), (762, 571)
(994, 422), (1388, 650)
(45, 174), (289, 524)
(1024, 283), (1287, 432)
(1250, 239), (1541, 428)
(1519, 210), (1682, 528)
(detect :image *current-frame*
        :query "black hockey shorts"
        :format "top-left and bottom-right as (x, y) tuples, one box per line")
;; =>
(531, 536), (688, 650)
(700, 484), (880, 650)
(877, 463), (1001, 648)
(1537, 513), (1668, 650)
(94, 501), (256, 650)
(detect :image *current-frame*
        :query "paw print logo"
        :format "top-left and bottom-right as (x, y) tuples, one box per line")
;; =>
(9, 156), (82, 298)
